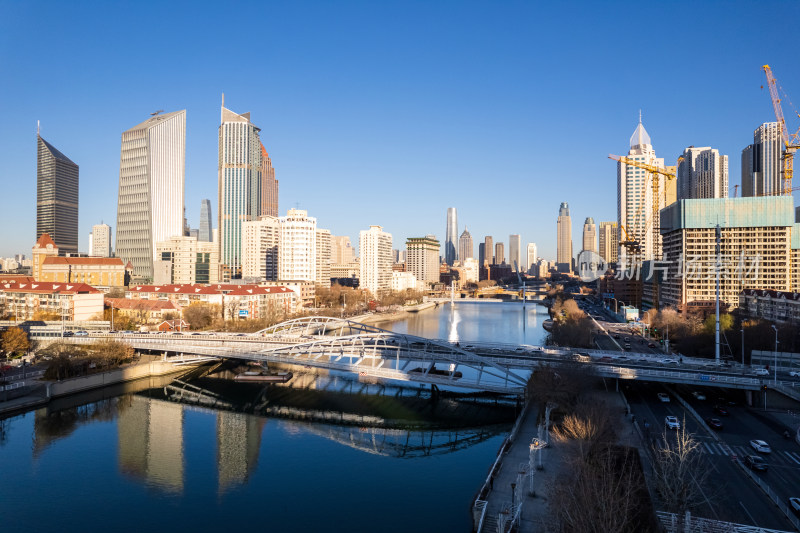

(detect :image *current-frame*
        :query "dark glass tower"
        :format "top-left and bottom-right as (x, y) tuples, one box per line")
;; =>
(199, 199), (213, 242)
(37, 134), (79, 255)
(445, 207), (458, 266)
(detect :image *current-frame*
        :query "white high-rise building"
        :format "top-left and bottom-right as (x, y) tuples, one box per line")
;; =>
(241, 216), (280, 282)
(677, 146), (728, 199)
(582, 218), (596, 253)
(90, 223), (112, 258)
(742, 122), (782, 197)
(278, 209), (316, 282)
(406, 236), (440, 285)
(461, 257), (479, 283)
(508, 234), (522, 272)
(526, 243), (537, 274)
(316, 228), (331, 287)
(115, 110), (186, 282)
(359, 225), (392, 297)
(617, 116), (665, 262)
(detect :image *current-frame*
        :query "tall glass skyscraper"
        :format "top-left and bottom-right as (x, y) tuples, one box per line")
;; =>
(199, 199), (213, 242)
(37, 133), (79, 255)
(115, 110), (186, 282)
(445, 207), (458, 265)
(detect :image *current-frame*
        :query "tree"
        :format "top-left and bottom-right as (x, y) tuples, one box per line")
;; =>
(2, 327), (29, 358)
(183, 303), (214, 330)
(703, 313), (733, 335)
(650, 424), (712, 518)
(89, 339), (135, 367)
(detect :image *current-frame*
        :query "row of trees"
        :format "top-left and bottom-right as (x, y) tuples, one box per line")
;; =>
(549, 296), (594, 349)
(39, 339), (135, 380)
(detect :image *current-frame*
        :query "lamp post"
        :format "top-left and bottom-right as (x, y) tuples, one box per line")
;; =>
(740, 328), (744, 367)
(771, 325), (778, 385)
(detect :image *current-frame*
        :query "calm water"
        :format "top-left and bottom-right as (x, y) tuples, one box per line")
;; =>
(0, 301), (547, 533)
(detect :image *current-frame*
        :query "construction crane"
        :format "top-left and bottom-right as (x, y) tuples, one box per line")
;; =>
(762, 65), (800, 195)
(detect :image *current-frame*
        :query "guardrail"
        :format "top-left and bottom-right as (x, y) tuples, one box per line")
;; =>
(3, 370), (45, 381)
(735, 462), (800, 531)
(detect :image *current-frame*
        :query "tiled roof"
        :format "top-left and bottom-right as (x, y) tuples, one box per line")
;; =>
(42, 256), (126, 266)
(129, 284), (295, 296)
(740, 288), (800, 300)
(0, 275), (35, 284)
(106, 297), (179, 311)
(34, 233), (57, 249)
(0, 281), (101, 294)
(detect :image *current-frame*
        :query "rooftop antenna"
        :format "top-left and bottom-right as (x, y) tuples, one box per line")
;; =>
(639, 109), (642, 123)
(150, 109), (164, 116)
(37, 120), (40, 136)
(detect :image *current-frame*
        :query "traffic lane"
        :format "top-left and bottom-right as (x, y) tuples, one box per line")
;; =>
(628, 383), (794, 528)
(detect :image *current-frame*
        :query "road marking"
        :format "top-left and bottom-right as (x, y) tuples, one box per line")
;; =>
(738, 501), (757, 526)
(703, 442), (716, 454)
(783, 451), (800, 465)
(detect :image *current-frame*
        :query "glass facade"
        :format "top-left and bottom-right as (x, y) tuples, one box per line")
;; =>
(37, 136), (79, 255)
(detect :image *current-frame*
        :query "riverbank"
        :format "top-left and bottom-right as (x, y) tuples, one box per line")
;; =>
(358, 301), (439, 326)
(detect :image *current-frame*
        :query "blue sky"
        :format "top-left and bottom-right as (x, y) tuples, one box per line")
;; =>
(2, 1), (799, 261)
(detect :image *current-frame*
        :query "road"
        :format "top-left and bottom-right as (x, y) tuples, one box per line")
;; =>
(626, 381), (798, 530)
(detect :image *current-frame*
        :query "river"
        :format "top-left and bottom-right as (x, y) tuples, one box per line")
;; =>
(0, 301), (548, 533)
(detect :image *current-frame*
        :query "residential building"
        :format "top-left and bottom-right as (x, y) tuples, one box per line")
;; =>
(458, 228), (474, 261)
(90, 223), (112, 257)
(260, 144), (278, 218)
(526, 243), (537, 274)
(406, 236), (440, 285)
(677, 146), (728, 200)
(218, 97), (265, 278)
(261, 280), (314, 310)
(154, 235), (219, 285)
(0, 280), (103, 321)
(391, 271), (417, 292)
(115, 110), (186, 282)
(617, 116), (665, 262)
(33, 233), (129, 288)
(278, 209), (316, 282)
(598, 222), (619, 264)
(495, 242), (505, 265)
(508, 234), (521, 271)
(37, 132), (79, 255)
(556, 202), (572, 272)
(741, 122), (782, 197)
(106, 297), (180, 324)
(660, 196), (798, 310)
(582, 218), (596, 253)
(461, 257), (479, 283)
(330, 262), (359, 280)
(199, 199), (213, 242)
(241, 216), (279, 282)
(359, 225), (392, 297)
(331, 236), (355, 264)
(483, 236), (494, 266)
(316, 228), (331, 288)
(445, 207), (458, 265)
(740, 289), (800, 324)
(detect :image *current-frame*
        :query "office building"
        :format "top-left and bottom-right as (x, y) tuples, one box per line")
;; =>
(495, 242), (505, 265)
(154, 235), (219, 285)
(116, 110), (186, 282)
(660, 197), (798, 310)
(260, 145), (278, 218)
(677, 146), (728, 200)
(526, 243), (537, 274)
(461, 257), (479, 283)
(617, 116), (665, 262)
(406, 236), (440, 285)
(741, 122), (782, 197)
(330, 236), (355, 264)
(316, 228), (331, 287)
(598, 222), (619, 264)
(359, 225), (392, 297)
(241, 216), (280, 282)
(556, 202), (572, 272)
(478, 243), (486, 268)
(218, 97), (265, 278)
(37, 132), (79, 255)
(278, 209), (316, 282)
(483, 236), (494, 266)
(582, 218), (596, 253)
(199, 199), (213, 242)
(508, 234), (522, 271)
(90, 223), (112, 257)
(445, 207), (458, 265)
(458, 228), (474, 261)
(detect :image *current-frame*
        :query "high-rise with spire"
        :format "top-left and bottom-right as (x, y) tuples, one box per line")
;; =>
(445, 207), (458, 265)
(458, 228), (473, 261)
(115, 110), (186, 281)
(218, 96), (264, 277)
(556, 202), (572, 272)
(617, 114), (665, 261)
(260, 144), (278, 217)
(582, 217), (596, 253)
(199, 199), (213, 242)
(37, 129), (79, 255)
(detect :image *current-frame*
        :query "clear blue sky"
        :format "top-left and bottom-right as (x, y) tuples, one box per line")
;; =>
(2, 0), (799, 261)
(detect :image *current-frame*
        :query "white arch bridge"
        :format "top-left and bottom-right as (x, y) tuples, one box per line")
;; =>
(84, 317), (531, 394)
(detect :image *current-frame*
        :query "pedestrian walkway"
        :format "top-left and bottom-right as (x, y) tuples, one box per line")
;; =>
(697, 441), (800, 465)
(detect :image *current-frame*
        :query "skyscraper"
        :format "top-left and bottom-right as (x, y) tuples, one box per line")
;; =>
(581, 217), (596, 253)
(741, 122), (781, 197)
(37, 132), (79, 255)
(598, 222), (619, 264)
(556, 202), (572, 272)
(445, 207), (458, 265)
(278, 208), (316, 282)
(241, 216), (280, 281)
(330, 236), (355, 264)
(526, 243), (537, 273)
(199, 199), (213, 242)
(116, 110), (186, 281)
(677, 147), (728, 199)
(90, 223), (112, 257)
(359, 225), (392, 297)
(219, 96), (264, 278)
(458, 228), (474, 261)
(260, 144), (278, 217)
(508, 234), (521, 271)
(617, 116), (665, 261)
(406, 236), (440, 285)
(495, 242), (505, 265)
(316, 228), (331, 287)
(484, 236), (494, 266)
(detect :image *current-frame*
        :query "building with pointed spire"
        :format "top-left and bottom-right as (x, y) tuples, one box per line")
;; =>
(37, 132), (79, 255)
(199, 199), (213, 242)
(445, 208), (458, 265)
(556, 202), (572, 272)
(617, 115), (665, 262)
(458, 228), (473, 262)
(260, 144), (278, 217)
(115, 110), (186, 282)
(582, 217), (596, 253)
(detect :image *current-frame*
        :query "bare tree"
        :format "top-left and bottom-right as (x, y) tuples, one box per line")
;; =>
(650, 424), (711, 519)
(2, 327), (29, 358)
(551, 399), (617, 458)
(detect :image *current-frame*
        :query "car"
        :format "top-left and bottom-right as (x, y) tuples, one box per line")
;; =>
(624, 344), (631, 350)
(665, 416), (680, 429)
(598, 356), (614, 363)
(706, 418), (723, 430)
(661, 358), (679, 365)
(713, 405), (730, 416)
(657, 392), (670, 403)
(648, 342), (656, 348)
(514, 347), (527, 352)
(62, 331), (74, 337)
(75, 330), (89, 336)
(790, 371), (800, 377)
(750, 440), (772, 454)
(789, 497), (800, 517)
(624, 337), (631, 342)
(613, 334), (620, 339)
(744, 455), (768, 471)
(692, 391), (706, 400)
(754, 368), (770, 376)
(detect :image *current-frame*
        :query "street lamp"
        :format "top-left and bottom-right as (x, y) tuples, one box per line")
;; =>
(740, 328), (745, 367)
(771, 325), (778, 385)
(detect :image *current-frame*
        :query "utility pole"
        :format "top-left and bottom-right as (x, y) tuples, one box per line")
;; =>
(715, 224), (721, 366)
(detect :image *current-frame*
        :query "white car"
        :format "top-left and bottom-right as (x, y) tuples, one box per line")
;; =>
(753, 368), (770, 376)
(789, 371), (799, 378)
(692, 391), (706, 401)
(657, 392), (670, 403)
(661, 358), (679, 365)
(750, 439), (772, 454)
(665, 416), (680, 429)
(789, 497), (800, 516)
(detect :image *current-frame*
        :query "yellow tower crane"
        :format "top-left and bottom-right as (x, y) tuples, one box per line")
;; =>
(762, 65), (800, 195)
